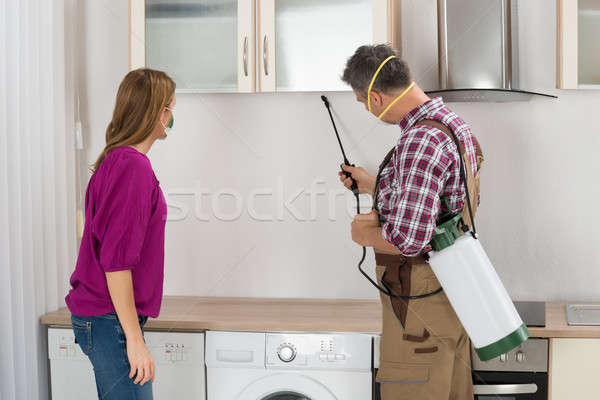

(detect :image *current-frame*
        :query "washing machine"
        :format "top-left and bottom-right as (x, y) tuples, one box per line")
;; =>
(205, 331), (372, 400)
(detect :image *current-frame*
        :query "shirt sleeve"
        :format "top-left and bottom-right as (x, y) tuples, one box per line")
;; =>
(92, 155), (156, 272)
(380, 128), (452, 256)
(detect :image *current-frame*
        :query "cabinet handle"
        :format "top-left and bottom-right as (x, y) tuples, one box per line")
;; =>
(473, 383), (538, 395)
(242, 36), (248, 77)
(501, 0), (513, 89)
(436, 0), (448, 90)
(263, 35), (269, 76)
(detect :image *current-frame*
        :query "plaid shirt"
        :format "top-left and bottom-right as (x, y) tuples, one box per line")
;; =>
(375, 97), (479, 256)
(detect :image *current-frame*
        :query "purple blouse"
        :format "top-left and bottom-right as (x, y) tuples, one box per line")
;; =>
(66, 146), (167, 318)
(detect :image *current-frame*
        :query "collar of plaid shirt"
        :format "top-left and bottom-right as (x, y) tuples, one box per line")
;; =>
(399, 97), (445, 132)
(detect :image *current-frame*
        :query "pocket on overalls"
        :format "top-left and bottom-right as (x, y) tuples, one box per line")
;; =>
(71, 315), (92, 356)
(376, 361), (429, 384)
(411, 342), (441, 362)
(382, 329), (442, 364)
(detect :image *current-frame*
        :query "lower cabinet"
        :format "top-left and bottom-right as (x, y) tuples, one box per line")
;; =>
(550, 338), (600, 399)
(48, 328), (206, 400)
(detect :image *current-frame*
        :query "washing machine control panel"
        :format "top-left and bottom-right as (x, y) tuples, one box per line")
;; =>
(266, 333), (371, 370)
(277, 343), (297, 362)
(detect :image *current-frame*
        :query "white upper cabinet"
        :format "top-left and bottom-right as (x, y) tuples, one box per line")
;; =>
(130, 0), (389, 92)
(557, 0), (600, 89)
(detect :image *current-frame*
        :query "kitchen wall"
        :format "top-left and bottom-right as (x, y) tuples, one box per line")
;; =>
(77, 0), (600, 302)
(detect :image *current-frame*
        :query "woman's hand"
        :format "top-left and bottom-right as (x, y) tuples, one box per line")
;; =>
(338, 165), (376, 194)
(127, 337), (155, 385)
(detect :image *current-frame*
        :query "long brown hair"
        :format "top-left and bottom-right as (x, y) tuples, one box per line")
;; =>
(93, 68), (176, 172)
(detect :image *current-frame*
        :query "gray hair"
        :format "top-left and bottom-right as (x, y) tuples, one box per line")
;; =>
(341, 44), (411, 96)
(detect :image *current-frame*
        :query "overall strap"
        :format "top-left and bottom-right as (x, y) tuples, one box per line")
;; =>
(415, 119), (483, 230)
(372, 147), (396, 216)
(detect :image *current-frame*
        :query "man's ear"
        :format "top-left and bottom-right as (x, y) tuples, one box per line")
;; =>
(369, 90), (383, 107)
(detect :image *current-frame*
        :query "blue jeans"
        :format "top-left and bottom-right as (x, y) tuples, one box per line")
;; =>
(71, 312), (153, 400)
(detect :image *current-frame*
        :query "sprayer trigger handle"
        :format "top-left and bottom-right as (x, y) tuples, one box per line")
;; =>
(340, 163), (355, 179)
(340, 163), (352, 178)
(341, 163), (359, 194)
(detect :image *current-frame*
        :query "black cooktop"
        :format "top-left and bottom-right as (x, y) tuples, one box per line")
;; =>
(514, 301), (546, 327)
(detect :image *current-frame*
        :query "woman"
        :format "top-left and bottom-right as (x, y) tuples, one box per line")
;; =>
(65, 68), (175, 400)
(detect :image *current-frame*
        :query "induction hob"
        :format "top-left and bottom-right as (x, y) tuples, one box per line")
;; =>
(514, 301), (546, 327)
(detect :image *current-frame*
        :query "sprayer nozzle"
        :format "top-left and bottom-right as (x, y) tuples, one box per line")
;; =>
(320, 95), (329, 106)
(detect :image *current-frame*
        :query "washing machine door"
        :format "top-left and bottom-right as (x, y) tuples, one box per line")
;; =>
(237, 373), (337, 400)
(261, 393), (317, 400)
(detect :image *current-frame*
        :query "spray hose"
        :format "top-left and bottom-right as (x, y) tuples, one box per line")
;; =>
(352, 190), (444, 300)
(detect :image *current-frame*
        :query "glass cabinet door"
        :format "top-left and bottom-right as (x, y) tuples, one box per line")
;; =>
(578, 0), (600, 86)
(144, 0), (245, 92)
(558, 0), (600, 89)
(260, 0), (382, 92)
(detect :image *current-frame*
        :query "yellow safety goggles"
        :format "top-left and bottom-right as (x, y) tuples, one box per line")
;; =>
(367, 55), (415, 119)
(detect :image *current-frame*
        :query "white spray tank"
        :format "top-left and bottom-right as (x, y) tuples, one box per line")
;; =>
(427, 205), (529, 362)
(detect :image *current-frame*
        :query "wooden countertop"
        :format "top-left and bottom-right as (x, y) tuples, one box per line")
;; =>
(40, 297), (382, 333)
(40, 297), (600, 338)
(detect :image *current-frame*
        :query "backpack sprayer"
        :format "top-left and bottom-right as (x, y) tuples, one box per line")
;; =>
(320, 95), (528, 361)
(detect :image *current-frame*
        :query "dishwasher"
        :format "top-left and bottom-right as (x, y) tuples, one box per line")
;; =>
(48, 328), (205, 399)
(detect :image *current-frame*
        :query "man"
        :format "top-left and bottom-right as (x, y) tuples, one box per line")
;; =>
(339, 44), (483, 399)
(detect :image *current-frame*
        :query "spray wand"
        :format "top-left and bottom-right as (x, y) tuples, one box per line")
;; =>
(320, 96), (359, 196)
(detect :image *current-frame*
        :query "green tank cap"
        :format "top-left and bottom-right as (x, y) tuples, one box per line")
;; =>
(430, 213), (463, 252)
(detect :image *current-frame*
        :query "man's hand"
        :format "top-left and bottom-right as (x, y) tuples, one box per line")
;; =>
(351, 210), (380, 246)
(351, 210), (402, 254)
(339, 165), (376, 194)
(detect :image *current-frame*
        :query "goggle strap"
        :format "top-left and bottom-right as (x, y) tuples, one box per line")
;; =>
(367, 55), (396, 112)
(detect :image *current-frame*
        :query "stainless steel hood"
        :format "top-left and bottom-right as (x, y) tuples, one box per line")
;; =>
(423, 0), (556, 102)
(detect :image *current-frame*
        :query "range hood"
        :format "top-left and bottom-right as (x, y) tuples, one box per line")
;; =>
(423, 0), (556, 102)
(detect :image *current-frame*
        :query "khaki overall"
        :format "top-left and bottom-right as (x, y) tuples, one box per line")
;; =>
(374, 120), (484, 400)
